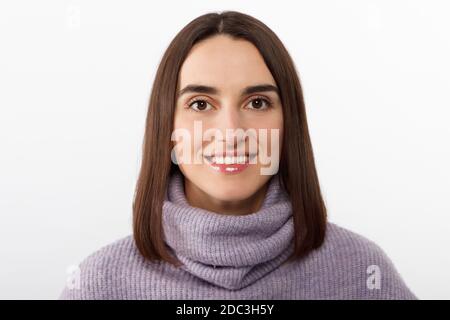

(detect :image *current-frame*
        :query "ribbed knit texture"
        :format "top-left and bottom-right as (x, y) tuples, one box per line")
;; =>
(59, 170), (417, 299)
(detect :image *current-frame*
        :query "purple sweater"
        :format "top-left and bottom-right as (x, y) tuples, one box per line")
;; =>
(59, 171), (417, 299)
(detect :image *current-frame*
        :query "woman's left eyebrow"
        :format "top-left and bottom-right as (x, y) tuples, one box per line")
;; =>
(178, 84), (279, 98)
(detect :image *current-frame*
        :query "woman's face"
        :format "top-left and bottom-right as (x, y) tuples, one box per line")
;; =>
(173, 34), (283, 206)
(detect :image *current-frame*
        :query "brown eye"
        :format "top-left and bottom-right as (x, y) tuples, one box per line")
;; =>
(246, 97), (272, 110)
(188, 99), (212, 112)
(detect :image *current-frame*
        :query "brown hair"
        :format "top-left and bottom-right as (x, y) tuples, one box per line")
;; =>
(133, 11), (327, 267)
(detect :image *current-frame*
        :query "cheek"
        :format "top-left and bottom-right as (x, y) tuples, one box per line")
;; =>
(173, 108), (187, 130)
(254, 114), (283, 151)
(273, 112), (284, 149)
(172, 121), (195, 164)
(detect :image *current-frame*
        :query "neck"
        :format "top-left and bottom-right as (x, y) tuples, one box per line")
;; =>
(183, 178), (269, 216)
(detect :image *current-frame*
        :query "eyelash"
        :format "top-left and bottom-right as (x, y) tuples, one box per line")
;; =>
(186, 96), (273, 112)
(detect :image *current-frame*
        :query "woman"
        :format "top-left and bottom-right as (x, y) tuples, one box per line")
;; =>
(59, 11), (417, 299)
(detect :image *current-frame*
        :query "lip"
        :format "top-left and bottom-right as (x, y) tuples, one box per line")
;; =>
(203, 154), (257, 174)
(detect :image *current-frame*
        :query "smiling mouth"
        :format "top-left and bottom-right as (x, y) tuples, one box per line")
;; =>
(202, 153), (257, 174)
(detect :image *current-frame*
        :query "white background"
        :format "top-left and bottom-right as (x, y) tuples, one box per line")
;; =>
(1, 0), (449, 299)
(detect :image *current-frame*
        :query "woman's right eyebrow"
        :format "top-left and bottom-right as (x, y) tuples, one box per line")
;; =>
(178, 84), (279, 98)
(178, 85), (218, 97)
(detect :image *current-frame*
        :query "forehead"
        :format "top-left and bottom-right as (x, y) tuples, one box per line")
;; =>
(178, 35), (276, 90)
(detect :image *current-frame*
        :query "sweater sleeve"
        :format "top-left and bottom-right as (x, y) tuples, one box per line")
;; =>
(332, 223), (418, 300)
(364, 242), (418, 300)
(58, 248), (111, 300)
(366, 247), (418, 300)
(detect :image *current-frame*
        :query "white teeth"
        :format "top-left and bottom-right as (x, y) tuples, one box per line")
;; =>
(208, 156), (248, 164)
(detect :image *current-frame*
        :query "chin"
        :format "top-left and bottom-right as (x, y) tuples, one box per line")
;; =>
(180, 165), (271, 201)
(202, 175), (265, 201)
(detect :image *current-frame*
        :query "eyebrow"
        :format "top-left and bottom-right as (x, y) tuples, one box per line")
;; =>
(177, 84), (279, 98)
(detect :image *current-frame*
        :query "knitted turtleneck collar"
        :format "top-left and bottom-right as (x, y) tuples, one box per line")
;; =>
(162, 170), (295, 290)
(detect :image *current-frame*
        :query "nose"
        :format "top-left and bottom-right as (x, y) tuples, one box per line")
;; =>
(214, 103), (246, 151)
(217, 104), (242, 131)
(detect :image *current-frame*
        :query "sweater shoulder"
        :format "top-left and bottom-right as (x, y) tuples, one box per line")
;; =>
(309, 222), (418, 299)
(79, 234), (138, 270)
(86, 234), (136, 262)
(323, 221), (399, 269)
(325, 221), (387, 254)
(58, 234), (138, 300)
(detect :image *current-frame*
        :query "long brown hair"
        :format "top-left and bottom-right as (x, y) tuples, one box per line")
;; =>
(133, 11), (327, 267)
